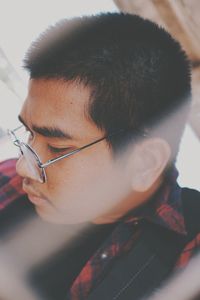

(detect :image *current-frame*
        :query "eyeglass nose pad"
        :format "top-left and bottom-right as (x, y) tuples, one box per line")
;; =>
(40, 168), (46, 184)
(14, 142), (23, 158)
(19, 147), (23, 156)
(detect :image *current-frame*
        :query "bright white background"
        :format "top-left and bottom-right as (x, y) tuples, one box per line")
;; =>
(0, 0), (199, 190)
(0, 0), (118, 82)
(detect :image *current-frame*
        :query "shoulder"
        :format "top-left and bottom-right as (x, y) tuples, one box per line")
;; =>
(176, 187), (200, 268)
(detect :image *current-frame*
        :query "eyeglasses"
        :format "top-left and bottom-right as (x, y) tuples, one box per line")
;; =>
(8, 125), (121, 183)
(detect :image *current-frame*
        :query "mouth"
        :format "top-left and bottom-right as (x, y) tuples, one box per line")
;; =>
(22, 184), (48, 206)
(27, 194), (48, 206)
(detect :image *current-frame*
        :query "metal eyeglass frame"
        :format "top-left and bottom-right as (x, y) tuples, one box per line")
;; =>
(8, 125), (123, 183)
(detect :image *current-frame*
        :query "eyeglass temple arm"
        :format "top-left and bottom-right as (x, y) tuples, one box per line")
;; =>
(40, 136), (107, 168)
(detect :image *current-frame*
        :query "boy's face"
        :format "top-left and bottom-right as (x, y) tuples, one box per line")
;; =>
(16, 79), (118, 224)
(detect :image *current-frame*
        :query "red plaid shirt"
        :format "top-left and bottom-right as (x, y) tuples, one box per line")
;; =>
(0, 159), (200, 300)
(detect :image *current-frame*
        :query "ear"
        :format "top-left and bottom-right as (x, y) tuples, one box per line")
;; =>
(128, 138), (171, 192)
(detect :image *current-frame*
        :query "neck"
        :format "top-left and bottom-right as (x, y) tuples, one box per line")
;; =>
(93, 176), (163, 224)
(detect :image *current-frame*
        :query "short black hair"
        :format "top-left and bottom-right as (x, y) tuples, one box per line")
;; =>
(24, 13), (191, 157)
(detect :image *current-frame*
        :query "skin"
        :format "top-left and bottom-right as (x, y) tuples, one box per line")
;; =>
(16, 79), (169, 224)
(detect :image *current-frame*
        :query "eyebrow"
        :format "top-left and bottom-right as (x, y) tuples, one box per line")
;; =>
(18, 115), (73, 140)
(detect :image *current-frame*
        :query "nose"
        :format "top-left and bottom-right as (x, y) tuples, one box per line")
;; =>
(16, 155), (43, 183)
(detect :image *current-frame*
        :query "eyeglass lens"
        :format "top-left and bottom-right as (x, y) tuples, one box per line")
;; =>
(9, 126), (45, 183)
(19, 143), (45, 182)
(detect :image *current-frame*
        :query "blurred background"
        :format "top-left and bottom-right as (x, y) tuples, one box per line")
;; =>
(0, 0), (199, 189)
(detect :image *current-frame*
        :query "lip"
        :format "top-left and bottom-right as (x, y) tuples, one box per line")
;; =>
(22, 185), (48, 206)
(27, 194), (47, 206)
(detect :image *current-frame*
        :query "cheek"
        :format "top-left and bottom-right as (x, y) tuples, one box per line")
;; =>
(42, 150), (115, 218)
(45, 151), (110, 194)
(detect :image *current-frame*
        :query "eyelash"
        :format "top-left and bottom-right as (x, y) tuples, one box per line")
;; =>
(48, 145), (71, 154)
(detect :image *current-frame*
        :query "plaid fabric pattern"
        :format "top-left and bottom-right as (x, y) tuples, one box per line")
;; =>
(68, 169), (197, 299)
(0, 159), (25, 209)
(176, 233), (200, 268)
(0, 159), (199, 300)
(67, 222), (141, 300)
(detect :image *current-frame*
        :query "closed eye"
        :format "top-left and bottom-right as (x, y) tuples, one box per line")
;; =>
(48, 145), (72, 154)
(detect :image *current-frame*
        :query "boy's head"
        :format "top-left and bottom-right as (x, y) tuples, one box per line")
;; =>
(16, 13), (191, 224)
(24, 13), (191, 156)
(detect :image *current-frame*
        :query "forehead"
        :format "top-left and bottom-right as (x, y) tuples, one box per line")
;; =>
(21, 79), (102, 140)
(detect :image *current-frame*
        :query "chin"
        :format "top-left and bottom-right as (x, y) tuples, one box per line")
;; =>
(35, 206), (63, 224)
(35, 205), (89, 225)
